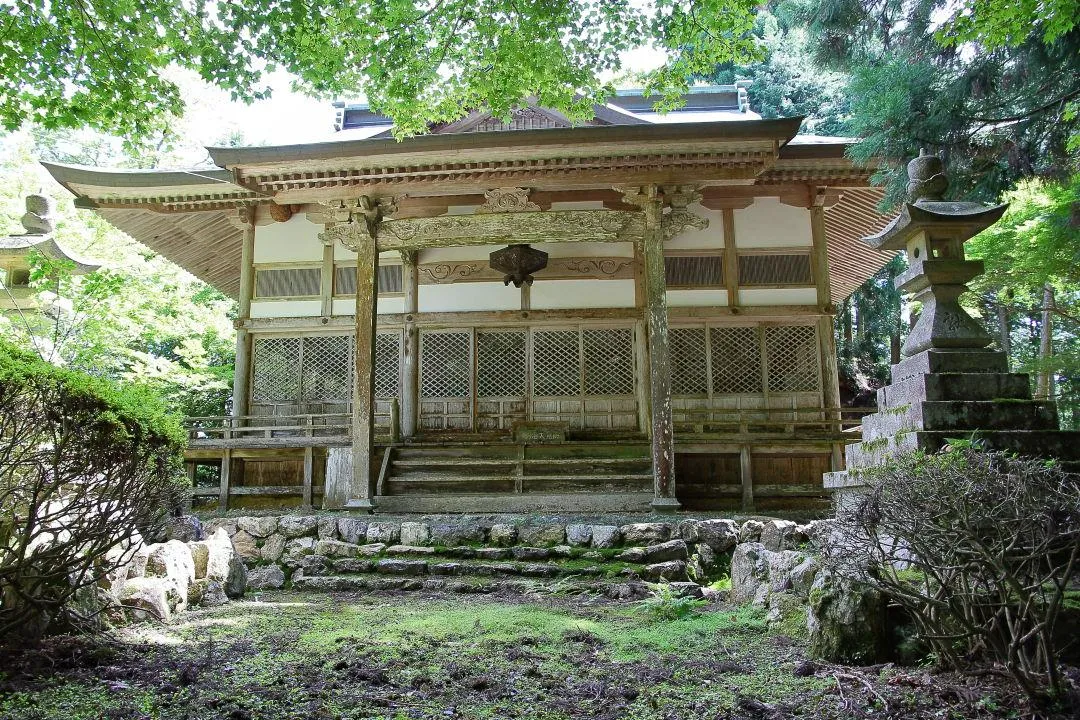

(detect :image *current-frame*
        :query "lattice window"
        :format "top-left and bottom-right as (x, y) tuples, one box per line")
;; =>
(738, 254), (813, 286)
(255, 268), (321, 298)
(583, 328), (634, 395)
(670, 327), (709, 395)
(251, 337), (300, 401)
(477, 330), (527, 397)
(300, 336), (351, 401)
(664, 255), (725, 287)
(374, 332), (401, 399)
(533, 330), (581, 397)
(421, 331), (471, 398)
(334, 265), (404, 295)
(765, 325), (820, 392)
(710, 326), (763, 394)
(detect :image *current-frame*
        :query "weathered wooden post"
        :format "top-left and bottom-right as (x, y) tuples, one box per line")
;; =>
(400, 250), (419, 440)
(231, 206), (256, 419)
(319, 196), (395, 510)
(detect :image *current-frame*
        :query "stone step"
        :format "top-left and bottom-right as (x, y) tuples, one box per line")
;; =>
(859, 399), (1059, 439)
(890, 349), (1008, 382)
(847, 429), (1080, 469)
(384, 474), (654, 495)
(373, 491), (655, 514)
(286, 574), (665, 600)
(876, 372), (1033, 408)
(290, 554), (691, 584)
(391, 457), (650, 468)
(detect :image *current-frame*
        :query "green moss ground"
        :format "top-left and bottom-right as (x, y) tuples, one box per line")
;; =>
(0, 591), (1040, 720)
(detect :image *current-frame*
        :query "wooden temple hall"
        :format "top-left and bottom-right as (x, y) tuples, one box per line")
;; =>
(42, 87), (896, 514)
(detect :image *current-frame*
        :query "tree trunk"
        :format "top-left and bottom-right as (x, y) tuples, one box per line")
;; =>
(842, 298), (853, 346)
(1036, 284), (1055, 400)
(996, 302), (1011, 365)
(890, 333), (901, 364)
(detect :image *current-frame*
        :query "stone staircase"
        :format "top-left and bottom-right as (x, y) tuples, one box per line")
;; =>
(209, 515), (756, 599)
(832, 350), (1080, 486)
(376, 442), (655, 512)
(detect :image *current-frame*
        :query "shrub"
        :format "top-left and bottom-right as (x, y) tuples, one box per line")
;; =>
(637, 583), (706, 621)
(0, 340), (186, 644)
(824, 449), (1080, 704)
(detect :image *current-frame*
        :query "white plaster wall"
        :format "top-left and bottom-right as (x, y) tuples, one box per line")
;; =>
(419, 247), (490, 263)
(419, 282), (521, 312)
(738, 288), (818, 306)
(734, 198), (812, 248)
(667, 289), (728, 307)
(330, 297), (405, 315)
(530, 279), (635, 309)
(251, 300), (322, 318)
(254, 216), (324, 263)
(538, 241), (634, 258)
(666, 205), (725, 250)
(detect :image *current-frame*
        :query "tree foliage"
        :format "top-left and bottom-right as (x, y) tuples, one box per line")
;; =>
(0, 339), (186, 643)
(2, 0), (763, 141)
(0, 131), (236, 418)
(779, 0), (1080, 205)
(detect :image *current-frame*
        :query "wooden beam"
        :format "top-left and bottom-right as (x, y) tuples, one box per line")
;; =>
(320, 236), (334, 316)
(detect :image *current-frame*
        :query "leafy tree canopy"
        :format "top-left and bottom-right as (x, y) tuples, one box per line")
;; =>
(780, 0), (1080, 205)
(2, 0), (762, 141)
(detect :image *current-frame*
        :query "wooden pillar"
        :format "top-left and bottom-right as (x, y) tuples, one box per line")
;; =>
(350, 230), (379, 510)
(722, 209), (739, 309)
(320, 237), (335, 317)
(401, 251), (419, 440)
(810, 198), (843, 451)
(640, 187), (679, 512)
(739, 445), (754, 512)
(217, 449), (232, 513)
(232, 211), (256, 419)
(302, 446), (314, 508)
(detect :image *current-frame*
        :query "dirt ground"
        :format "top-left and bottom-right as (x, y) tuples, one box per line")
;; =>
(0, 590), (1074, 720)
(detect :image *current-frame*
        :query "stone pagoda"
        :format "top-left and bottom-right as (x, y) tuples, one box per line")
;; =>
(826, 150), (1079, 502)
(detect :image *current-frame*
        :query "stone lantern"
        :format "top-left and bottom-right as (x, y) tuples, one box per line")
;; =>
(863, 149), (1007, 357)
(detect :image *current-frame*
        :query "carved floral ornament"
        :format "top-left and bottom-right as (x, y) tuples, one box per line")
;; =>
(315, 186), (708, 252)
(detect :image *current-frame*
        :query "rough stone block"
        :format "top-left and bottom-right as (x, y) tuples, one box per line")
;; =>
(165, 515), (202, 542)
(377, 559), (428, 576)
(281, 537), (317, 567)
(590, 525), (620, 548)
(203, 517), (237, 537)
(247, 565), (286, 590)
(229, 530), (260, 563)
(120, 577), (173, 622)
(260, 533), (286, 563)
(315, 540), (361, 558)
(277, 515), (319, 539)
(488, 524), (517, 546)
(187, 541), (209, 579)
(333, 558), (376, 573)
(687, 519), (739, 552)
(512, 547), (551, 561)
(430, 523), (486, 547)
(518, 525), (565, 547)
(399, 522), (431, 547)
(738, 520), (764, 544)
(475, 547), (511, 560)
(640, 539), (688, 563)
(366, 523), (400, 545)
(337, 518), (369, 545)
(566, 524), (593, 547)
(317, 516), (339, 540)
(619, 523), (671, 545)
(188, 579), (229, 608)
(643, 560), (688, 582)
(760, 520), (799, 552)
(385, 545), (435, 555)
(236, 516), (279, 538)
